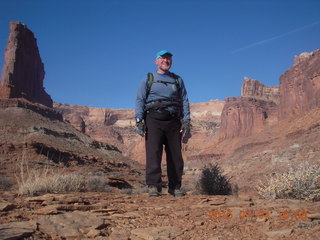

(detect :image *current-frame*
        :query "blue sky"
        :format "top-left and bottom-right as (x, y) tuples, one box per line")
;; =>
(0, 0), (319, 109)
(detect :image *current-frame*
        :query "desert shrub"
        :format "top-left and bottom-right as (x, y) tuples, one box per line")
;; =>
(197, 163), (232, 195)
(257, 162), (320, 201)
(86, 176), (111, 192)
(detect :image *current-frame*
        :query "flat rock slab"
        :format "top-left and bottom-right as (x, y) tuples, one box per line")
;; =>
(131, 226), (180, 240)
(264, 228), (293, 238)
(0, 221), (36, 240)
(37, 211), (106, 238)
(0, 202), (16, 211)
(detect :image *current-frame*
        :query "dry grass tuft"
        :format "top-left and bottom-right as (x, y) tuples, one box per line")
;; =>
(257, 162), (320, 201)
(16, 159), (111, 196)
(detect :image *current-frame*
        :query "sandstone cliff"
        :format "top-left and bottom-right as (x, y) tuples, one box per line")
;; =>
(201, 49), (320, 189)
(0, 21), (53, 107)
(53, 103), (135, 152)
(219, 78), (279, 141)
(219, 97), (277, 140)
(279, 50), (320, 119)
(241, 77), (279, 104)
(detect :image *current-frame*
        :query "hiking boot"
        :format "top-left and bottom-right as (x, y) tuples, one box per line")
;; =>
(148, 186), (161, 197)
(168, 188), (185, 197)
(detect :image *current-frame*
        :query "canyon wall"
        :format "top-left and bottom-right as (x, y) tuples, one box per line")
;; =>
(0, 21), (52, 107)
(279, 50), (320, 119)
(54, 100), (225, 163)
(241, 77), (280, 104)
(219, 78), (279, 140)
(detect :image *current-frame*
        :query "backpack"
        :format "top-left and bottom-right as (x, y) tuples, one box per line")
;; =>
(146, 72), (181, 99)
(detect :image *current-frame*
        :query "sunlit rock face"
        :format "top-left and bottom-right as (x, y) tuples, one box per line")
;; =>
(241, 77), (279, 104)
(279, 50), (320, 120)
(0, 21), (52, 107)
(219, 97), (278, 141)
(219, 77), (279, 141)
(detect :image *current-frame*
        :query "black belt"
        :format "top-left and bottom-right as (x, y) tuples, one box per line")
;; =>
(147, 108), (179, 121)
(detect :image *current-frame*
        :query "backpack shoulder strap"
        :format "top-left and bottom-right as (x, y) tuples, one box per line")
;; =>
(171, 72), (181, 93)
(146, 72), (154, 99)
(146, 72), (181, 99)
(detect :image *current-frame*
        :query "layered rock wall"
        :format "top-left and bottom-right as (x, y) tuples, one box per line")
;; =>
(219, 75), (280, 141)
(219, 97), (277, 140)
(279, 50), (320, 119)
(241, 77), (279, 104)
(0, 21), (52, 107)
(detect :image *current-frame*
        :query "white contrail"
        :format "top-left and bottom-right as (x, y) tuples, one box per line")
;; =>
(231, 20), (320, 53)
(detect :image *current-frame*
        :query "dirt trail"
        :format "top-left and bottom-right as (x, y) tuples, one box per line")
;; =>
(0, 191), (319, 239)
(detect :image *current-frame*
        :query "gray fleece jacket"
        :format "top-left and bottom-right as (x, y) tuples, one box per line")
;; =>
(135, 72), (190, 122)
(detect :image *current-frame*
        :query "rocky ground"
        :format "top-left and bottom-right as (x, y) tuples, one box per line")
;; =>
(0, 190), (319, 240)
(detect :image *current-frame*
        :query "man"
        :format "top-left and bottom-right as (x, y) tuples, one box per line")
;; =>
(135, 50), (191, 197)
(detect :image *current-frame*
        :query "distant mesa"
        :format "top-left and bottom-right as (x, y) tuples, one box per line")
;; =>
(0, 21), (53, 107)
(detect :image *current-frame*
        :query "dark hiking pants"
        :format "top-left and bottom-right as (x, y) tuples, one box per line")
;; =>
(145, 114), (184, 190)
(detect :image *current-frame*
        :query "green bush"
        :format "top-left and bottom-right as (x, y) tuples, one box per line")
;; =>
(257, 162), (320, 201)
(197, 163), (232, 195)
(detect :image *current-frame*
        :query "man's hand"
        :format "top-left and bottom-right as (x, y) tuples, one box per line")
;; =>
(135, 121), (145, 136)
(180, 121), (192, 143)
(180, 121), (191, 135)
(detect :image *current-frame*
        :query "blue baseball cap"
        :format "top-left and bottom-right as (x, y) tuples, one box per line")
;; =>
(156, 50), (173, 59)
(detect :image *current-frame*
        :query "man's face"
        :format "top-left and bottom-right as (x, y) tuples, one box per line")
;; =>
(155, 54), (172, 72)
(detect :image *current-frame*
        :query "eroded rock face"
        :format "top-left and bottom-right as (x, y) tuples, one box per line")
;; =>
(54, 103), (135, 153)
(0, 21), (52, 107)
(279, 50), (320, 120)
(219, 77), (279, 141)
(219, 97), (277, 140)
(241, 77), (279, 104)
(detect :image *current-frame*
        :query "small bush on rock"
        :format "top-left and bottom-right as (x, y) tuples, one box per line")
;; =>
(197, 163), (232, 195)
(257, 162), (320, 201)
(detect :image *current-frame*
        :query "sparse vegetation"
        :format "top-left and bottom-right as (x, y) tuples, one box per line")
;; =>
(86, 176), (111, 192)
(16, 159), (112, 196)
(257, 162), (320, 201)
(196, 163), (232, 195)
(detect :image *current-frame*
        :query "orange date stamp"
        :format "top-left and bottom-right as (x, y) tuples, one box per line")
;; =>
(209, 209), (308, 220)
